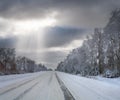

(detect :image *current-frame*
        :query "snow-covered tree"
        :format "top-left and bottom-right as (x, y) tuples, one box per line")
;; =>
(0, 48), (16, 74)
(56, 9), (120, 78)
(16, 56), (48, 73)
(0, 48), (48, 75)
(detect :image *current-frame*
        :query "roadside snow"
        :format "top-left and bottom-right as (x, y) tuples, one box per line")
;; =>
(57, 72), (120, 100)
(80, 75), (120, 86)
(93, 76), (120, 86)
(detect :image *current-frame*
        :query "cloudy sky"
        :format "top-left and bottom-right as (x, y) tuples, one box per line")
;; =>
(0, 0), (120, 69)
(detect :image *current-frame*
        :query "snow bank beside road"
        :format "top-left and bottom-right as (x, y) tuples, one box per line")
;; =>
(81, 75), (120, 86)
(94, 76), (120, 86)
(57, 72), (120, 100)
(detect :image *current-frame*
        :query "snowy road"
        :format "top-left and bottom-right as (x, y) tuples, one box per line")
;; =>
(0, 72), (64, 100)
(0, 71), (120, 100)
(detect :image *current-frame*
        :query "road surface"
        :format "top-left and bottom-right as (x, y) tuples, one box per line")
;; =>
(0, 71), (120, 100)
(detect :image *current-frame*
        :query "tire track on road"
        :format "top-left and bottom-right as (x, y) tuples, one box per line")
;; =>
(0, 74), (43, 96)
(13, 82), (39, 100)
(0, 78), (36, 95)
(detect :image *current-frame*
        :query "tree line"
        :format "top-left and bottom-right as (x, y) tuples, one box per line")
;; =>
(56, 9), (120, 78)
(0, 48), (48, 75)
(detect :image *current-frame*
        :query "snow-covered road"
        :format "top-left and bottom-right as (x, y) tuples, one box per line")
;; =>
(0, 71), (120, 100)
(0, 71), (64, 100)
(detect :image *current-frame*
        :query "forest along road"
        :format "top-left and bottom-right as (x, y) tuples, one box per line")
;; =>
(0, 71), (120, 100)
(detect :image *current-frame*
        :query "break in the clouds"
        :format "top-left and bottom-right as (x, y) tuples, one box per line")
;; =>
(44, 26), (86, 47)
(0, 0), (120, 68)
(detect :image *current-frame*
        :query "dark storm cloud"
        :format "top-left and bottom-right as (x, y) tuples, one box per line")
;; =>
(0, 36), (17, 47)
(0, 0), (120, 19)
(44, 26), (87, 47)
(0, 0), (51, 19)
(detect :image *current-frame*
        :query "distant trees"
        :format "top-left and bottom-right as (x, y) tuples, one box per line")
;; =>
(0, 48), (16, 74)
(16, 56), (35, 73)
(0, 48), (48, 75)
(34, 64), (48, 72)
(56, 9), (120, 78)
(16, 56), (48, 73)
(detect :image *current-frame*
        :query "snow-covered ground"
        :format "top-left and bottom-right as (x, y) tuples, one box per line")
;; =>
(0, 71), (120, 100)
(77, 74), (120, 86)
(57, 72), (120, 100)
(93, 76), (120, 86)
